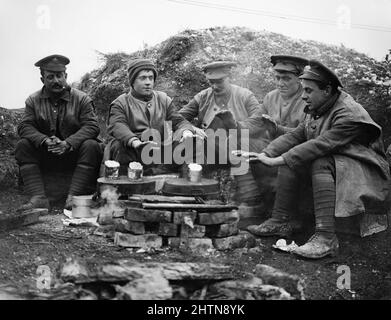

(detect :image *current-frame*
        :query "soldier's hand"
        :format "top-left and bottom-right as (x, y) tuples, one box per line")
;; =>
(261, 114), (278, 133)
(193, 126), (207, 140)
(179, 129), (195, 143)
(48, 140), (71, 155)
(130, 139), (159, 150)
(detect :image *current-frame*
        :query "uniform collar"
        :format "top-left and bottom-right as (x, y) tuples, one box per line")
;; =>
(304, 91), (340, 118)
(40, 86), (71, 102)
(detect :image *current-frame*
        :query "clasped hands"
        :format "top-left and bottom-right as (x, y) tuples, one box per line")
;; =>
(44, 136), (71, 155)
(231, 150), (285, 167)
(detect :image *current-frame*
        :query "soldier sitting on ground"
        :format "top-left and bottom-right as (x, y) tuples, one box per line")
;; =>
(16, 55), (103, 211)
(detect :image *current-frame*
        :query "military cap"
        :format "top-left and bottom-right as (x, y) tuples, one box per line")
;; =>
(299, 60), (343, 88)
(271, 55), (309, 74)
(202, 61), (237, 80)
(34, 54), (70, 72)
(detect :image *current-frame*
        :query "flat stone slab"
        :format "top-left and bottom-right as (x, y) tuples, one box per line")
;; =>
(112, 219), (145, 235)
(125, 207), (172, 223)
(255, 264), (305, 300)
(180, 224), (206, 238)
(61, 258), (234, 283)
(158, 223), (179, 237)
(0, 208), (47, 232)
(168, 237), (214, 251)
(206, 222), (239, 238)
(172, 211), (197, 225)
(198, 210), (239, 225)
(114, 232), (163, 249)
(212, 231), (256, 250)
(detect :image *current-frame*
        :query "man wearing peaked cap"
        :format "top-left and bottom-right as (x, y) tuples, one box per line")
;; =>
(15, 54), (103, 211)
(34, 54), (70, 72)
(245, 59), (390, 259)
(257, 55), (309, 139)
(249, 55), (309, 219)
(103, 58), (194, 176)
(179, 60), (268, 208)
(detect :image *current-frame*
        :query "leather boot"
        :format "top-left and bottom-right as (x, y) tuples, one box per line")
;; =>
(17, 164), (49, 212)
(247, 217), (293, 237)
(292, 232), (339, 259)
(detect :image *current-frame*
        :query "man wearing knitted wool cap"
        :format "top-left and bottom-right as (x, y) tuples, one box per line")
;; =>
(104, 58), (195, 175)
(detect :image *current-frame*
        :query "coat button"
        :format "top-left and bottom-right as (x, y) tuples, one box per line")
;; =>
(202, 123), (207, 128)
(213, 107), (218, 111)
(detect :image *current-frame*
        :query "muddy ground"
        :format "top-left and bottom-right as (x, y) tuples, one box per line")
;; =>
(0, 186), (390, 300)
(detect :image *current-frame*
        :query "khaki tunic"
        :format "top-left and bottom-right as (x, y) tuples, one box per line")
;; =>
(260, 87), (306, 137)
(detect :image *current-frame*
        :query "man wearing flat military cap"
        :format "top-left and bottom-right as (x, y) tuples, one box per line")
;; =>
(15, 54), (103, 211)
(257, 55), (309, 138)
(244, 59), (390, 259)
(179, 60), (268, 207)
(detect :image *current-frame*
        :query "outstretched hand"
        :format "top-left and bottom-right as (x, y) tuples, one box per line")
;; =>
(232, 150), (285, 167)
(179, 129), (206, 143)
(131, 139), (159, 150)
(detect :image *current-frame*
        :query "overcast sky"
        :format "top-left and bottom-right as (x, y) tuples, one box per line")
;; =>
(1, 0), (390, 109)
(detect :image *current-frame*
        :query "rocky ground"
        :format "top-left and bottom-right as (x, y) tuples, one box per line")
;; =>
(1, 27), (391, 300)
(0, 186), (390, 300)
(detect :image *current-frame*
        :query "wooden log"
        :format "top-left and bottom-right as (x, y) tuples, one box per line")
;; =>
(206, 222), (239, 238)
(142, 203), (238, 212)
(125, 207), (172, 223)
(198, 210), (240, 225)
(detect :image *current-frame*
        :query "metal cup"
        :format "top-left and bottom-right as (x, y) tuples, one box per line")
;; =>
(188, 164), (202, 183)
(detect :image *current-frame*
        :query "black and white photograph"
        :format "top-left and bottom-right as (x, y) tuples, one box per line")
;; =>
(0, 0), (390, 306)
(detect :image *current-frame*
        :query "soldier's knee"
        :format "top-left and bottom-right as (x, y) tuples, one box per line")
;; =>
(15, 139), (35, 162)
(311, 156), (335, 174)
(80, 139), (102, 154)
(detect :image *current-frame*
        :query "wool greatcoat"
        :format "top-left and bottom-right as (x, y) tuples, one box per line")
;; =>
(263, 90), (390, 217)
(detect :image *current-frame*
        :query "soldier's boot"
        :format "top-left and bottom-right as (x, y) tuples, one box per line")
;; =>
(247, 217), (293, 237)
(65, 165), (97, 210)
(292, 232), (339, 259)
(247, 165), (300, 237)
(17, 164), (50, 212)
(293, 158), (338, 259)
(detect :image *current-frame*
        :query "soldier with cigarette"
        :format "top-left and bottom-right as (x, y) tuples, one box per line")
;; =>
(15, 55), (102, 211)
